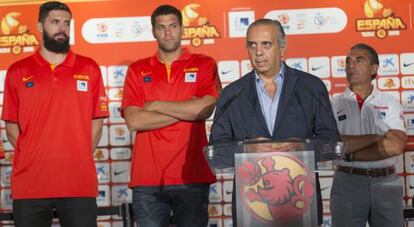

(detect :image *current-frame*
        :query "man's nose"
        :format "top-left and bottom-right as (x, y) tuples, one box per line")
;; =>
(255, 45), (264, 56)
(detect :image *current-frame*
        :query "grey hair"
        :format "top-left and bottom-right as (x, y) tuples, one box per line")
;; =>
(247, 18), (287, 47)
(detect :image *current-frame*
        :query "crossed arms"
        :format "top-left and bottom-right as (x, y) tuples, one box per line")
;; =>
(341, 129), (407, 161)
(123, 95), (217, 131)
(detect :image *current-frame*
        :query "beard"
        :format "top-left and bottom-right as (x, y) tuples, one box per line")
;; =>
(43, 30), (70, 53)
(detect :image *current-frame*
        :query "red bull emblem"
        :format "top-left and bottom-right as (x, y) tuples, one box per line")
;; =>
(237, 153), (315, 224)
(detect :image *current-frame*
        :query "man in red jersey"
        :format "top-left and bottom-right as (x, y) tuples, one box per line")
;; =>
(1, 1), (108, 226)
(121, 4), (221, 227)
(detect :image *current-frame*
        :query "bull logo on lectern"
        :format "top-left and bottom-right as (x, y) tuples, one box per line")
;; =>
(237, 154), (315, 224)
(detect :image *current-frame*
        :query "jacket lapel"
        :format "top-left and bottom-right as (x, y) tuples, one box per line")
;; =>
(272, 64), (299, 136)
(245, 71), (272, 137)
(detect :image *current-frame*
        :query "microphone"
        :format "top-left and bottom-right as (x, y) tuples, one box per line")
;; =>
(208, 86), (244, 145)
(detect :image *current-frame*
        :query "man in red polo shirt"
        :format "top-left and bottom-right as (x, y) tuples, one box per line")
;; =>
(1, 1), (108, 226)
(121, 4), (220, 227)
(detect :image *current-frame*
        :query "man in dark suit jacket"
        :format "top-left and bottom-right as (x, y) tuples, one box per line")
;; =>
(210, 18), (338, 226)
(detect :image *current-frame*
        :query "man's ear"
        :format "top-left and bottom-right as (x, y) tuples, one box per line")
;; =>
(37, 22), (43, 34)
(280, 46), (287, 59)
(371, 64), (379, 77)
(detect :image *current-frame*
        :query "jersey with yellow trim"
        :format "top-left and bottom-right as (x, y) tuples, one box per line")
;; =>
(1, 50), (109, 199)
(121, 48), (220, 186)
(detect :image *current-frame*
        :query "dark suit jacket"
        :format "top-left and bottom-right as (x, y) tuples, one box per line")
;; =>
(210, 63), (338, 143)
(210, 63), (339, 226)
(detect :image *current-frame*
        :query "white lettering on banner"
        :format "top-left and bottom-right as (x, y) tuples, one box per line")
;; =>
(82, 17), (154, 43)
(265, 8), (347, 35)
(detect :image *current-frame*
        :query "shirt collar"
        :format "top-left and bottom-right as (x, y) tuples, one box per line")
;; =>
(33, 48), (76, 67)
(150, 48), (191, 66)
(255, 61), (285, 84)
(345, 85), (379, 99)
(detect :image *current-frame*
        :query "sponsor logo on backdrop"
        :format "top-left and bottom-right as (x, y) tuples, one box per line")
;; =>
(111, 185), (132, 206)
(111, 161), (130, 183)
(405, 115), (414, 136)
(108, 88), (123, 101)
(218, 61), (240, 82)
(223, 204), (232, 216)
(331, 56), (346, 78)
(286, 58), (307, 73)
(97, 185), (110, 207)
(0, 12), (39, 54)
(378, 77), (399, 89)
(209, 182), (222, 203)
(319, 177), (333, 200)
(0, 166), (12, 187)
(223, 180), (233, 203)
(108, 65), (127, 87)
(110, 148), (132, 160)
(109, 102), (124, 123)
(94, 148), (109, 161)
(309, 57), (330, 78)
(208, 218), (221, 227)
(181, 4), (220, 47)
(237, 154), (315, 224)
(402, 76), (414, 89)
(109, 125), (131, 146)
(323, 216), (332, 227)
(378, 54), (399, 76)
(208, 204), (222, 217)
(1, 189), (12, 209)
(265, 8), (347, 35)
(228, 11), (255, 38)
(401, 53), (414, 75)
(356, 0), (406, 39)
(407, 176), (414, 197)
(96, 163), (110, 183)
(82, 17), (154, 43)
(402, 91), (414, 112)
(322, 200), (330, 214)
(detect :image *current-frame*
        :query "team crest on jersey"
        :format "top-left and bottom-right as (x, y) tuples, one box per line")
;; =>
(185, 72), (197, 82)
(143, 76), (152, 83)
(77, 80), (88, 92)
(25, 81), (34, 88)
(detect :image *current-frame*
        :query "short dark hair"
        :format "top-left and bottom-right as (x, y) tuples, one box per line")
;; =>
(151, 5), (182, 28)
(38, 1), (72, 23)
(350, 43), (379, 65)
(247, 18), (287, 47)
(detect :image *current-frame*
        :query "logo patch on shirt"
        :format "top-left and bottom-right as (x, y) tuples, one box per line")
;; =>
(100, 103), (108, 111)
(338, 114), (347, 121)
(185, 72), (197, 82)
(141, 71), (152, 76)
(374, 105), (389, 110)
(22, 76), (33, 82)
(25, 81), (34, 88)
(184, 67), (199, 72)
(77, 80), (88, 92)
(73, 74), (90, 80)
(378, 111), (387, 119)
(143, 76), (152, 83)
